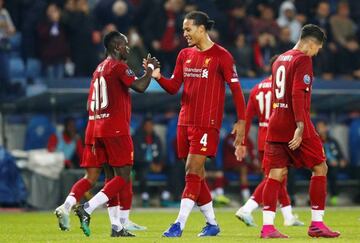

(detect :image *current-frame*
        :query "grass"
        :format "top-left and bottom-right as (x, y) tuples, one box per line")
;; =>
(0, 207), (359, 242)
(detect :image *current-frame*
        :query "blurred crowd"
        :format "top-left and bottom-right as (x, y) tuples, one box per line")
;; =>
(1, 0), (360, 90)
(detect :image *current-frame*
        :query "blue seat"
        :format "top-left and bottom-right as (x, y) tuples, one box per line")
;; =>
(26, 58), (42, 79)
(146, 173), (168, 181)
(166, 115), (178, 165)
(349, 118), (360, 166)
(9, 57), (25, 78)
(24, 115), (55, 150)
(130, 114), (143, 135)
(224, 171), (262, 182)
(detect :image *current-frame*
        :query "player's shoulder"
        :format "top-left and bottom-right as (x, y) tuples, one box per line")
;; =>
(213, 43), (233, 58)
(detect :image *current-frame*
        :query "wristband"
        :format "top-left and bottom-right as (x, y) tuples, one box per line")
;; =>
(148, 64), (155, 71)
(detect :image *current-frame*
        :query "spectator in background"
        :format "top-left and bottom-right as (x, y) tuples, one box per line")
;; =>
(311, 1), (336, 80)
(0, 0), (15, 94)
(330, 1), (358, 78)
(62, 0), (99, 76)
(223, 133), (258, 203)
(143, 0), (185, 76)
(93, 0), (133, 34)
(37, 3), (71, 80)
(251, 4), (280, 40)
(231, 33), (256, 77)
(275, 26), (294, 54)
(277, 1), (302, 43)
(133, 117), (164, 207)
(225, 2), (252, 45)
(253, 32), (277, 75)
(316, 120), (347, 206)
(127, 27), (148, 76)
(47, 117), (83, 169)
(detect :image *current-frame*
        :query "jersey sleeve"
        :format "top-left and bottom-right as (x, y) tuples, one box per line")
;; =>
(221, 51), (246, 120)
(117, 63), (136, 87)
(293, 56), (312, 92)
(292, 56), (312, 122)
(157, 50), (184, 94)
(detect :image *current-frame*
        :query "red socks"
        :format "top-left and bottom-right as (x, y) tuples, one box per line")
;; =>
(70, 178), (92, 202)
(252, 178), (266, 204)
(197, 179), (212, 206)
(182, 174), (201, 201)
(263, 178), (281, 212)
(119, 181), (133, 210)
(309, 176), (327, 210)
(102, 176), (126, 200)
(278, 177), (291, 207)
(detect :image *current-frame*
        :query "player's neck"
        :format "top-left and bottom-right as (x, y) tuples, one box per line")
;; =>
(293, 42), (311, 56)
(195, 35), (214, 52)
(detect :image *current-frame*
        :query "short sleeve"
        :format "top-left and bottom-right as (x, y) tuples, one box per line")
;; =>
(293, 56), (313, 92)
(117, 63), (136, 87)
(221, 51), (239, 84)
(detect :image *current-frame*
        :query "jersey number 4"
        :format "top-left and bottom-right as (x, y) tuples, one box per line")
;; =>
(90, 76), (109, 112)
(200, 133), (208, 147)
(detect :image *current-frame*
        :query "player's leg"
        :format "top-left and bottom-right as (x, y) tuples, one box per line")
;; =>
(300, 136), (340, 238)
(279, 176), (304, 226)
(197, 166), (220, 237)
(308, 161), (340, 237)
(236, 151), (265, 227)
(260, 142), (289, 238)
(119, 179), (146, 231)
(163, 154), (205, 237)
(55, 167), (101, 231)
(236, 177), (264, 227)
(75, 137), (133, 236)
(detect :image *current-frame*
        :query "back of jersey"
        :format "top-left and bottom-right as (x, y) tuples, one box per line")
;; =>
(267, 49), (303, 142)
(91, 58), (136, 137)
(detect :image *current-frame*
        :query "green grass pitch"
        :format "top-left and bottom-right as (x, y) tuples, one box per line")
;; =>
(0, 207), (359, 242)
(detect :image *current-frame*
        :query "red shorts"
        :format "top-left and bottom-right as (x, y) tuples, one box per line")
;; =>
(177, 126), (219, 159)
(93, 136), (134, 167)
(258, 151), (269, 174)
(80, 145), (105, 168)
(263, 135), (326, 170)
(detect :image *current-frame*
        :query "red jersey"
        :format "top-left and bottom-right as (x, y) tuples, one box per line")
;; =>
(157, 44), (246, 130)
(245, 77), (272, 151)
(267, 49), (317, 142)
(89, 57), (136, 137)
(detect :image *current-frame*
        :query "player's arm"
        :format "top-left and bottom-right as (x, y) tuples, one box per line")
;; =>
(150, 51), (184, 95)
(222, 52), (246, 147)
(289, 56), (311, 150)
(130, 55), (160, 93)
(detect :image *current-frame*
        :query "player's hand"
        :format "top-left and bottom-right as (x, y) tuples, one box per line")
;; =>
(234, 145), (247, 161)
(288, 127), (303, 150)
(231, 120), (245, 147)
(143, 54), (161, 79)
(146, 54), (160, 69)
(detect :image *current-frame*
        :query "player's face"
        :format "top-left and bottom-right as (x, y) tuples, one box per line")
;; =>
(183, 19), (202, 46)
(118, 37), (130, 60)
(309, 40), (323, 56)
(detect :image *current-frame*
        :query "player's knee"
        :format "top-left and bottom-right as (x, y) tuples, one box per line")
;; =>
(313, 162), (328, 176)
(268, 167), (287, 182)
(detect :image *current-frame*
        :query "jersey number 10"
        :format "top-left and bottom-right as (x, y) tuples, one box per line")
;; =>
(90, 76), (109, 112)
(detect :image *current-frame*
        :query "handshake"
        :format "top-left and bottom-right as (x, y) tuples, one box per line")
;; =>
(143, 54), (161, 80)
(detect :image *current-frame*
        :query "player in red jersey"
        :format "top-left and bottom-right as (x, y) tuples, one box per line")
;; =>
(260, 24), (340, 238)
(235, 72), (304, 227)
(149, 11), (246, 237)
(54, 83), (146, 235)
(71, 31), (159, 237)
